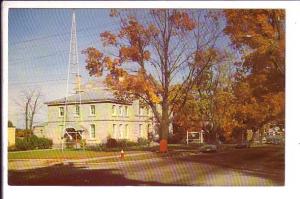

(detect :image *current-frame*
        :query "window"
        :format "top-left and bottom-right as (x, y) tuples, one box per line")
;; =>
(90, 105), (96, 115)
(139, 106), (143, 116)
(113, 124), (116, 138)
(112, 105), (116, 115)
(124, 124), (128, 138)
(139, 124), (143, 137)
(59, 125), (64, 137)
(75, 105), (80, 116)
(59, 107), (64, 117)
(147, 124), (151, 133)
(119, 106), (122, 116)
(90, 124), (95, 138)
(147, 107), (151, 116)
(119, 124), (123, 138)
(125, 106), (128, 116)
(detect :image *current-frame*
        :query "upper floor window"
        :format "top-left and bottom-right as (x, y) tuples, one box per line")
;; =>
(75, 105), (80, 116)
(139, 106), (143, 116)
(112, 105), (116, 116)
(147, 107), (151, 116)
(90, 105), (96, 115)
(59, 107), (64, 117)
(113, 124), (116, 138)
(119, 106), (123, 116)
(124, 106), (128, 116)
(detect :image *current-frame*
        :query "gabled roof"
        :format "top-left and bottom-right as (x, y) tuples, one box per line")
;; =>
(45, 88), (130, 106)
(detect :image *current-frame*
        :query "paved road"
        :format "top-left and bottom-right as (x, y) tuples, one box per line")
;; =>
(8, 148), (283, 186)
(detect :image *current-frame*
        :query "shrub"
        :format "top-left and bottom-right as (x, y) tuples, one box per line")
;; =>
(16, 138), (34, 150)
(168, 134), (185, 144)
(16, 129), (33, 138)
(36, 137), (53, 149)
(106, 138), (118, 148)
(80, 139), (87, 148)
(15, 135), (53, 151)
(86, 144), (104, 151)
(8, 120), (14, 127)
(137, 137), (150, 146)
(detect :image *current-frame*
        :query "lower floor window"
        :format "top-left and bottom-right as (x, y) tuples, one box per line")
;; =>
(90, 124), (95, 138)
(139, 124), (143, 137)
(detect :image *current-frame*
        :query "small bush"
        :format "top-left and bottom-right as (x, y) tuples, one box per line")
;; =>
(168, 134), (185, 144)
(80, 139), (87, 148)
(86, 144), (104, 151)
(137, 137), (150, 146)
(36, 137), (53, 149)
(16, 129), (33, 137)
(8, 120), (14, 127)
(15, 135), (52, 151)
(106, 138), (118, 148)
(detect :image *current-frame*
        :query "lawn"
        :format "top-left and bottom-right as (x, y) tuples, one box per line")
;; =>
(8, 149), (139, 160)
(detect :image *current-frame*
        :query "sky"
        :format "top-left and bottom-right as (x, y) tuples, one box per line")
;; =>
(8, 9), (119, 128)
(7, 8), (231, 128)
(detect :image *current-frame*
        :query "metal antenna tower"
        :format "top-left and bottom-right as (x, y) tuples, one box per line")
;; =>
(62, 10), (83, 150)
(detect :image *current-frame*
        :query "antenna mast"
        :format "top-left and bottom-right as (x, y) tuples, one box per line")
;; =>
(62, 10), (82, 151)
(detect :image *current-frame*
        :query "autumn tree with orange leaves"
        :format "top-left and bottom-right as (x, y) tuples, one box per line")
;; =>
(225, 10), (285, 142)
(83, 9), (225, 152)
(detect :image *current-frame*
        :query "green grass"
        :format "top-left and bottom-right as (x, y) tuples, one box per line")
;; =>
(87, 152), (160, 163)
(8, 149), (138, 160)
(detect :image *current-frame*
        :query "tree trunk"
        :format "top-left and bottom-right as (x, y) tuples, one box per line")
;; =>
(25, 103), (29, 130)
(159, 100), (169, 152)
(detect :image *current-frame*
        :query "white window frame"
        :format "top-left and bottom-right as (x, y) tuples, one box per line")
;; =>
(139, 106), (143, 116)
(90, 124), (96, 139)
(125, 106), (128, 116)
(119, 124), (123, 138)
(113, 124), (116, 138)
(75, 105), (80, 116)
(119, 105), (123, 116)
(112, 105), (116, 116)
(90, 105), (96, 116)
(59, 107), (64, 117)
(139, 124), (143, 137)
(124, 124), (128, 139)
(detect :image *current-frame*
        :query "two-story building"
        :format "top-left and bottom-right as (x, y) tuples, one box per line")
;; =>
(44, 87), (157, 146)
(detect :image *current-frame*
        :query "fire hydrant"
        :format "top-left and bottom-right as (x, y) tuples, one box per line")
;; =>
(120, 149), (125, 159)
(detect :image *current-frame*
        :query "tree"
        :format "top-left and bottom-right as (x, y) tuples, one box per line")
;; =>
(174, 61), (237, 143)
(8, 120), (14, 127)
(83, 9), (225, 152)
(225, 10), (285, 142)
(15, 90), (43, 131)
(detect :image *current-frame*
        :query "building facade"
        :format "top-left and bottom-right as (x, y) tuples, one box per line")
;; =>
(44, 88), (157, 146)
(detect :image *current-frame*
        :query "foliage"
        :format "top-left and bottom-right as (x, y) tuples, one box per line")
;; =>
(15, 135), (53, 151)
(83, 9), (225, 151)
(106, 138), (118, 148)
(16, 129), (33, 137)
(8, 120), (14, 127)
(223, 10), (285, 141)
(137, 137), (150, 146)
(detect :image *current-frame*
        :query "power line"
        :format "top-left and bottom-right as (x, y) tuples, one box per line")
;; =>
(9, 78), (67, 86)
(10, 22), (120, 46)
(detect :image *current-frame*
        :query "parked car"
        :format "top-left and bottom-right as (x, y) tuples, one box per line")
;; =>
(235, 142), (250, 149)
(200, 144), (217, 153)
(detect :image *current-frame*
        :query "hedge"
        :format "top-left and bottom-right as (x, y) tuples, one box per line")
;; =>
(15, 135), (53, 151)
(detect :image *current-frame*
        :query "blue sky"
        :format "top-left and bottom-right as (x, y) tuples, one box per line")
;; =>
(8, 8), (231, 128)
(8, 9), (119, 127)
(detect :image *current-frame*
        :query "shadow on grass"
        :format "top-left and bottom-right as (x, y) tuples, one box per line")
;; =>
(173, 146), (285, 185)
(8, 163), (181, 186)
